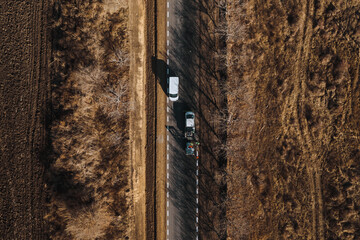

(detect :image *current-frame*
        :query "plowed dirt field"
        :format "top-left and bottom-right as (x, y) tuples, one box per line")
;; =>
(0, 0), (50, 239)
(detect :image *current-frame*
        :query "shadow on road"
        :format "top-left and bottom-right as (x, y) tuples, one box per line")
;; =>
(151, 56), (180, 96)
(151, 56), (168, 94)
(167, 0), (229, 239)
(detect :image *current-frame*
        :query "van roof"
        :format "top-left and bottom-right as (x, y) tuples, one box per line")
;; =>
(169, 76), (179, 94)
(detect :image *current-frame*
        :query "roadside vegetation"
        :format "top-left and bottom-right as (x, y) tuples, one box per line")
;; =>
(221, 0), (360, 239)
(46, 1), (131, 239)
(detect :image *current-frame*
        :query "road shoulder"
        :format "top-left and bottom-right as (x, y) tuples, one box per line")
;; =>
(129, 0), (147, 239)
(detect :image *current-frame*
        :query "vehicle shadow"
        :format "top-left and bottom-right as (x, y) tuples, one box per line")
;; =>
(151, 56), (168, 95)
(151, 56), (179, 96)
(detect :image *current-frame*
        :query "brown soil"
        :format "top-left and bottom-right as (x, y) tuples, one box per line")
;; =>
(0, 1), (51, 239)
(129, 0), (167, 238)
(154, 0), (168, 239)
(128, 0), (151, 239)
(129, 0), (171, 238)
(226, 0), (360, 239)
(144, 0), (157, 238)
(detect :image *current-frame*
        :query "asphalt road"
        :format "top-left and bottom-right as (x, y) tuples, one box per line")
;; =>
(166, 0), (200, 239)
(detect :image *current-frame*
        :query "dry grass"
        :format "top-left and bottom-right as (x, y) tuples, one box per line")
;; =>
(223, 0), (360, 239)
(45, 1), (131, 239)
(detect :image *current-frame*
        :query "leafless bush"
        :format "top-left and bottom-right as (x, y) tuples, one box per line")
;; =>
(216, 1), (257, 239)
(214, 1), (248, 42)
(111, 49), (130, 67)
(65, 202), (113, 240)
(48, 1), (130, 239)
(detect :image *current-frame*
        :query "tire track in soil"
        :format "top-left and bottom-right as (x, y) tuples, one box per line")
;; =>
(298, 1), (325, 238)
(28, 2), (41, 234)
(299, 0), (325, 238)
(280, 0), (325, 239)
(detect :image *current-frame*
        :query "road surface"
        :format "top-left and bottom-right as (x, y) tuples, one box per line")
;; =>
(165, 0), (200, 239)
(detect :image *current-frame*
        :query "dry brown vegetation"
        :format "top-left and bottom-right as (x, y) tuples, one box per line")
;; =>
(223, 0), (360, 239)
(45, 1), (131, 239)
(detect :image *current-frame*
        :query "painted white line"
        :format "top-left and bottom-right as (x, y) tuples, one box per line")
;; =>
(167, 155), (169, 161)
(167, 172), (169, 179)
(167, 40), (169, 46)
(196, 178), (198, 185)
(167, 145), (169, 151)
(167, 182), (169, 188)
(196, 188), (198, 194)
(167, 192), (169, 197)
(196, 198), (198, 204)
(196, 208), (198, 213)
(167, 21), (170, 27)
(196, 226), (198, 232)
(167, 229), (169, 235)
(196, 169), (198, 176)
(167, 135), (169, 141)
(167, 31), (169, 37)
(167, 11), (169, 17)
(167, 2), (169, 8)
(167, 49), (169, 56)
(167, 97), (169, 103)
(196, 217), (198, 223)
(167, 210), (169, 216)
(167, 106), (170, 112)
(167, 68), (169, 74)
(167, 116), (169, 122)
(167, 59), (169, 64)
(167, 201), (169, 207)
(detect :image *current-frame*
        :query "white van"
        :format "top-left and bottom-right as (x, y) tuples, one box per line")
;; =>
(168, 76), (179, 101)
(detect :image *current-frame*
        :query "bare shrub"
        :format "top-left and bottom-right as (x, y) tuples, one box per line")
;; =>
(47, 1), (130, 239)
(66, 202), (113, 240)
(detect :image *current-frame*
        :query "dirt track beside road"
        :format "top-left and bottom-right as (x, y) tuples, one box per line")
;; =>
(0, 1), (50, 238)
(129, 0), (163, 238)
